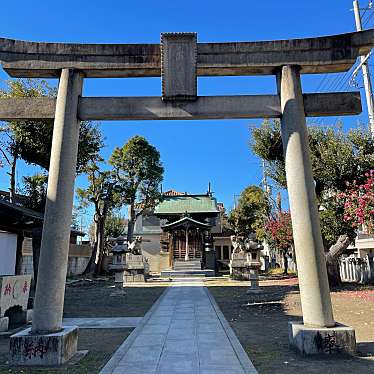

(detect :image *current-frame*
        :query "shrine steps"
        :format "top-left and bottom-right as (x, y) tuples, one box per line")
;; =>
(160, 269), (215, 278)
(173, 260), (202, 271)
(160, 260), (215, 278)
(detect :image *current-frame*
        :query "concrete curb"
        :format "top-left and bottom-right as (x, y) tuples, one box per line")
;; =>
(204, 287), (258, 374)
(99, 287), (169, 374)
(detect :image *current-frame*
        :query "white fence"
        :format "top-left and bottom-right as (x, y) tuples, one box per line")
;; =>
(339, 255), (374, 284)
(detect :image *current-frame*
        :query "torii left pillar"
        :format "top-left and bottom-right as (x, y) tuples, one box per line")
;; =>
(10, 69), (83, 366)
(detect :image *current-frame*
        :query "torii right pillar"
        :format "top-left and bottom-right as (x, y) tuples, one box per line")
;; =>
(278, 65), (356, 355)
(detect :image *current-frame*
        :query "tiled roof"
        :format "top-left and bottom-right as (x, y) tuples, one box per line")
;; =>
(154, 194), (219, 215)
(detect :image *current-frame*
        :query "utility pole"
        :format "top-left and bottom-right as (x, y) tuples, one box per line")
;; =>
(261, 160), (271, 196)
(353, 0), (374, 137)
(233, 194), (239, 209)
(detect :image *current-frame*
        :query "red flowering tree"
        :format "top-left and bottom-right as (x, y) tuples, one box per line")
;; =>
(265, 211), (294, 274)
(338, 170), (374, 234)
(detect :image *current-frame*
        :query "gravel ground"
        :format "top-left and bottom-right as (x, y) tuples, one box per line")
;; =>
(0, 279), (166, 373)
(209, 278), (374, 374)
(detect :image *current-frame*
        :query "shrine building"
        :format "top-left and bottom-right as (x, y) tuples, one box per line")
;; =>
(133, 189), (233, 274)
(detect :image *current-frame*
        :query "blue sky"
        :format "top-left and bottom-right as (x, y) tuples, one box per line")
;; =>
(0, 0), (373, 230)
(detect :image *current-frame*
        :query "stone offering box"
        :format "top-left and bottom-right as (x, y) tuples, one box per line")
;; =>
(0, 275), (32, 332)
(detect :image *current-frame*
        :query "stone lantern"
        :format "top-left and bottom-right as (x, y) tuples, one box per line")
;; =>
(110, 236), (128, 283)
(230, 234), (263, 292)
(244, 235), (263, 292)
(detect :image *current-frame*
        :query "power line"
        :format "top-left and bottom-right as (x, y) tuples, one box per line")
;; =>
(363, 9), (374, 26)
(315, 74), (329, 92)
(312, 1), (374, 132)
(314, 0), (373, 96)
(353, 0), (374, 136)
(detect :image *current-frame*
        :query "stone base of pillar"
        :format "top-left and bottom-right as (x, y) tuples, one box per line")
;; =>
(9, 325), (78, 366)
(246, 271), (262, 293)
(288, 321), (356, 355)
(0, 317), (9, 332)
(246, 285), (262, 294)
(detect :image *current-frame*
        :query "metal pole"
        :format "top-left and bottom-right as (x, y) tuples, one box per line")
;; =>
(353, 0), (374, 137)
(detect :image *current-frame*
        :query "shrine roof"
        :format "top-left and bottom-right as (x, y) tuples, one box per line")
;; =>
(0, 198), (43, 230)
(162, 216), (212, 230)
(0, 198), (85, 235)
(154, 194), (219, 215)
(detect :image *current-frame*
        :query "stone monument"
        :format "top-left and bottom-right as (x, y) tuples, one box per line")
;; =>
(124, 237), (149, 283)
(0, 275), (32, 332)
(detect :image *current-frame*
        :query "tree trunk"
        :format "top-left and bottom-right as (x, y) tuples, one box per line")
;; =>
(15, 232), (24, 275)
(84, 213), (107, 276)
(127, 204), (136, 243)
(325, 234), (352, 287)
(83, 218), (100, 275)
(93, 217), (105, 276)
(283, 251), (288, 275)
(9, 154), (17, 204)
(31, 227), (43, 294)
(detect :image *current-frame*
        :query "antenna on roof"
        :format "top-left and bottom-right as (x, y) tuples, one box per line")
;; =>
(207, 182), (214, 196)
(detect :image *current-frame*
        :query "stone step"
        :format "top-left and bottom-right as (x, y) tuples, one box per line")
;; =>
(173, 264), (201, 270)
(160, 269), (215, 278)
(173, 260), (201, 271)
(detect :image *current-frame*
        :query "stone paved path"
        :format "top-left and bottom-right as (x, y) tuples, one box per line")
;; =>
(63, 317), (142, 328)
(100, 278), (257, 374)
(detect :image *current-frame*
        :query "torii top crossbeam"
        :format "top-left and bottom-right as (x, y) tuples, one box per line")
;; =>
(0, 31), (373, 122)
(0, 30), (373, 78)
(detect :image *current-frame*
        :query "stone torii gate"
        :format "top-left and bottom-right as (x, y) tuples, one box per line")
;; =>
(1, 30), (372, 364)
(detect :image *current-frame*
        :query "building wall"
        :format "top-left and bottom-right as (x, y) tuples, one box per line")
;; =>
(213, 237), (233, 261)
(19, 255), (33, 275)
(355, 237), (374, 258)
(19, 238), (92, 277)
(140, 233), (171, 273)
(22, 236), (32, 255)
(67, 256), (90, 276)
(0, 231), (17, 275)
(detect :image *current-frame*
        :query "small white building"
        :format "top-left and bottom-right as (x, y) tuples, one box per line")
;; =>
(0, 199), (92, 277)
